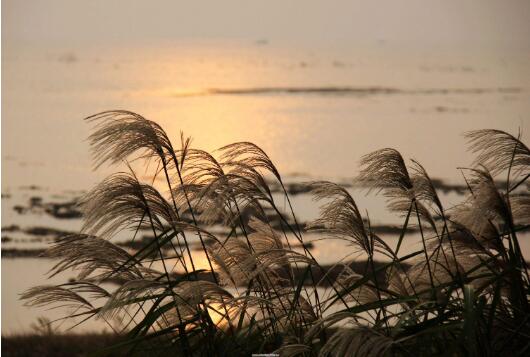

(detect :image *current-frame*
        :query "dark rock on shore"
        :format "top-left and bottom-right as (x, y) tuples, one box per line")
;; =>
(11, 196), (82, 219)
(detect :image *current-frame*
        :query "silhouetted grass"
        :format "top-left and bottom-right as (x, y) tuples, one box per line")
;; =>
(20, 112), (530, 356)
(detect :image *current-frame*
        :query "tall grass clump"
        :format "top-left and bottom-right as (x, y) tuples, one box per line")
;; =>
(22, 112), (530, 356)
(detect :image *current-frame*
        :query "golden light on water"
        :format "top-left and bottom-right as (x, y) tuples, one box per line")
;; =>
(149, 249), (215, 273)
(207, 302), (232, 330)
(3, 0), (530, 337)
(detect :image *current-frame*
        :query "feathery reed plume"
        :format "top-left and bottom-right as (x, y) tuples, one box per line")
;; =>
(21, 285), (96, 310)
(358, 148), (437, 230)
(86, 110), (174, 168)
(80, 172), (177, 237)
(45, 234), (158, 281)
(336, 266), (380, 304)
(219, 142), (282, 183)
(183, 174), (269, 227)
(358, 148), (412, 193)
(450, 168), (511, 236)
(21, 118), (530, 356)
(466, 129), (530, 176)
(173, 280), (233, 315)
(179, 149), (225, 185)
(98, 279), (166, 320)
(318, 325), (394, 357)
(209, 235), (310, 288)
(511, 193), (530, 224)
(410, 159), (444, 219)
(357, 148), (440, 302)
(308, 181), (392, 257)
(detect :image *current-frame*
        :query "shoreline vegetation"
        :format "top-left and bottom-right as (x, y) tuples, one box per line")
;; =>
(1, 333), (120, 357)
(6, 111), (530, 356)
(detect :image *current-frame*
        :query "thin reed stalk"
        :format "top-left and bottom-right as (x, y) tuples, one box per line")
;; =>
(21, 117), (529, 356)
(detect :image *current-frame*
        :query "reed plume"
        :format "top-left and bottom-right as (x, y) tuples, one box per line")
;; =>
(21, 115), (529, 356)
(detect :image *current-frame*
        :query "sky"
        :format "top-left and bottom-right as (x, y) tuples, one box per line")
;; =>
(3, 0), (530, 51)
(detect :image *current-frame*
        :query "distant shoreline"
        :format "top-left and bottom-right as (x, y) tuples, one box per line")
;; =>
(172, 85), (523, 98)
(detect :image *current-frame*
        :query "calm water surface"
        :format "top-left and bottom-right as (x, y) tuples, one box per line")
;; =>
(2, 41), (530, 332)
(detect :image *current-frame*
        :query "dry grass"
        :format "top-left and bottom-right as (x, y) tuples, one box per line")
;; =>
(20, 111), (530, 356)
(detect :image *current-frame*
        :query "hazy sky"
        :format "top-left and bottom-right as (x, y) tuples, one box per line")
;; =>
(3, 0), (530, 51)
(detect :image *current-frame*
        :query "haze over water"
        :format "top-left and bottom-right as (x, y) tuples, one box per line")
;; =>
(2, 0), (530, 332)
(3, 0), (530, 190)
